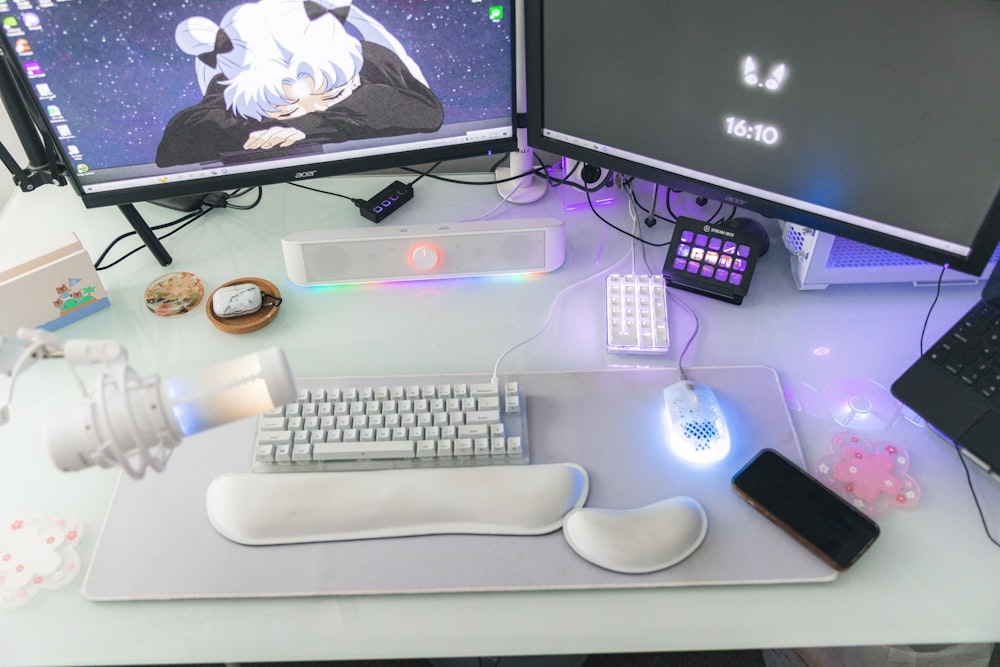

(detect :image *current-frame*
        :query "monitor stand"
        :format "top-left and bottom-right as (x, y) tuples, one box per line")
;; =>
(495, 129), (546, 204)
(118, 190), (229, 267)
(151, 193), (214, 213)
(117, 204), (173, 267)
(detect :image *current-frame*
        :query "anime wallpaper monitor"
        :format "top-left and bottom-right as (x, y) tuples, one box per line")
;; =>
(0, 0), (515, 205)
(155, 0), (446, 167)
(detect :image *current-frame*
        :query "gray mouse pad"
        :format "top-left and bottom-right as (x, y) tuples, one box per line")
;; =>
(83, 365), (835, 600)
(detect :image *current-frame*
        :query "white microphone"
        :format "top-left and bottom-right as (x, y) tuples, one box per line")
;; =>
(45, 344), (296, 478)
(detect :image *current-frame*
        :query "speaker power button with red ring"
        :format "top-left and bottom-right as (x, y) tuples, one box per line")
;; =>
(409, 243), (441, 271)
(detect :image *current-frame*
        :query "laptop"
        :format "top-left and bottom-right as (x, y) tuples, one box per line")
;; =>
(891, 265), (1000, 476)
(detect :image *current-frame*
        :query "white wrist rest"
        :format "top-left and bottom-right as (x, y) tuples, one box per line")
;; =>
(206, 463), (589, 545)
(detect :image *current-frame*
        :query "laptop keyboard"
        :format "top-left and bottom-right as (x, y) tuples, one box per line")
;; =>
(926, 302), (1000, 396)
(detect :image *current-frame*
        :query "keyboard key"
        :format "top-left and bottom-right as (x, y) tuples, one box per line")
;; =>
(313, 440), (416, 461)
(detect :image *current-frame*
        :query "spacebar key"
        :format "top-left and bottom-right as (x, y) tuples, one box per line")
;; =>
(313, 440), (415, 460)
(206, 463), (589, 545)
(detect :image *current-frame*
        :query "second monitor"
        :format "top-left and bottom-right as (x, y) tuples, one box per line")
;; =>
(526, 0), (1000, 277)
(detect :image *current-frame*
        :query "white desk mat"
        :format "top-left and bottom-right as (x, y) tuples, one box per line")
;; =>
(83, 366), (835, 600)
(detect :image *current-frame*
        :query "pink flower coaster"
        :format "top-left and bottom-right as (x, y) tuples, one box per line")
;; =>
(815, 431), (921, 516)
(0, 515), (84, 610)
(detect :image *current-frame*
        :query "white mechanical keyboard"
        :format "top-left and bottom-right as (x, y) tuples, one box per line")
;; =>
(252, 375), (528, 472)
(606, 273), (670, 354)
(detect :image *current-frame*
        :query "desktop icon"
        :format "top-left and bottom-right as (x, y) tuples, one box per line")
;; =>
(22, 61), (43, 78)
(20, 12), (41, 30)
(2, 17), (19, 33)
(76, 163), (89, 174)
(35, 82), (54, 98)
(46, 104), (62, 119)
(55, 124), (72, 138)
(66, 145), (81, 157)
(14, 38), (31, 54)
(488, 6), (503, 22)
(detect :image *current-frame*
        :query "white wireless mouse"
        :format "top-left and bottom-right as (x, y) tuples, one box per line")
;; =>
(562, 496), (708, 574)
(662, 379), (731, 464)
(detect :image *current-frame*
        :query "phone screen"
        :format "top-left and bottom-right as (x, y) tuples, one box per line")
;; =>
(732, 448), (880, 570)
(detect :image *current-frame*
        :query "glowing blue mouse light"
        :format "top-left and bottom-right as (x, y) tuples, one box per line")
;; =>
(662, 381), (732, 465)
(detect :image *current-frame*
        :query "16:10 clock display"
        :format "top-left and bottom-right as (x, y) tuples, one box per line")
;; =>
(724, 116), (781, 146)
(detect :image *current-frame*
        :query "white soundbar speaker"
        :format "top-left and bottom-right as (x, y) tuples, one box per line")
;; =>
(282, 218), (566, 285)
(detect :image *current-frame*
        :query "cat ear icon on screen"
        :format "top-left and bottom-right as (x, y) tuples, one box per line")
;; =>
(742, 55), (787, 92)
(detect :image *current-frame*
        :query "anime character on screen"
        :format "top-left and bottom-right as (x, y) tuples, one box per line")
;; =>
(155, 0), (444, 167)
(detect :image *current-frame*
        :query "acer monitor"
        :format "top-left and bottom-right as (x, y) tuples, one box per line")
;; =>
(0, 0), (517, 213)
(525, 0), (1000, 275)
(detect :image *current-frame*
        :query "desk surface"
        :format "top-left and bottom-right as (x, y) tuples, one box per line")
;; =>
(1, 176), (998, 666)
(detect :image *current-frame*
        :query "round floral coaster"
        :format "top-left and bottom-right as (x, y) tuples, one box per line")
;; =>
(815, 431), (921, 516)
(144, 271), (204, 317)
(0, 515), (84, 610)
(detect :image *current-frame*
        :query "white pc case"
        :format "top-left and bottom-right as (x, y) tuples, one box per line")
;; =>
(779, 222), (997, 290)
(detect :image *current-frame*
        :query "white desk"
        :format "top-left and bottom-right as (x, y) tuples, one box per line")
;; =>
(1, 176), (998, 666)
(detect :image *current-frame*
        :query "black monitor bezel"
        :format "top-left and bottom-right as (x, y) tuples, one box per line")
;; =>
(523, 1), (1000, 276)
(0, 2), (520, 210)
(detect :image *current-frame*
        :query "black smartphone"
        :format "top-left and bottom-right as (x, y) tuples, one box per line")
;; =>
(732, 448), (880, 571)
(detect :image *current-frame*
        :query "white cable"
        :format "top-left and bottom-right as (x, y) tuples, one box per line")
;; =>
(490, 217), (635, 383)
(66, 362), (90, 398)
(0, 340), (47, 426)
(461, 171), (544, 223)
(627, 180), (702, 380)
(625, 181), (641, 275)
(668, 289), (701, 382)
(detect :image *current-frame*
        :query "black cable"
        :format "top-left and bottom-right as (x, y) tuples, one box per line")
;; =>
(288, 181), (365, 206)
(291, 159), (544, 214)
(917, 263), (1000, 549)
(94, 208), (202, 269)
(488, 154), (508, 172)
(94, 208), (211, 270)
(586, 189), (670, 247)
(631, 183), (659, 272)
(919, 263), (948, 355)
(216, 186), (263, 210)
(664, 188), (681, 221)
(719, 204), (739, 223)
(540, 160), (616, 193)
(407, 161), (441, 187)
(538, 158), (581, 188)
(400, 153), (602, 192)
(954, 443), (1000, 548)
(698, 196), (726, 224)
(628, 184), (675, 226)
(663, 188), (724, 224)
(399, 162), (547, 186)
(94, 188), (261, 270)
